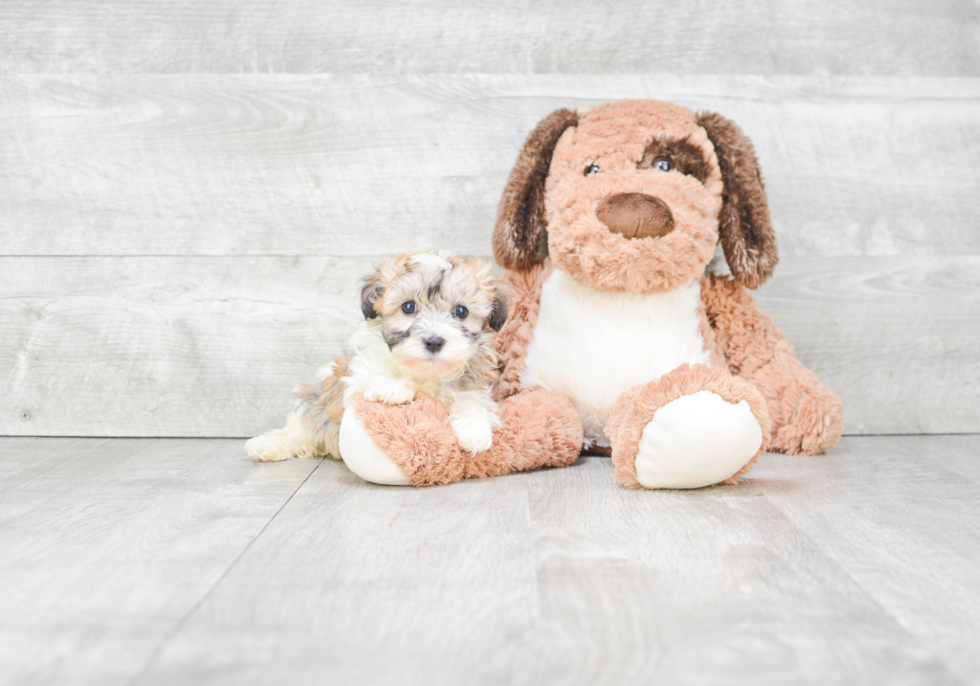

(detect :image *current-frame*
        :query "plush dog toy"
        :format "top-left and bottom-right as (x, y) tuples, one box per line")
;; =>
(337, 99), (843, 489)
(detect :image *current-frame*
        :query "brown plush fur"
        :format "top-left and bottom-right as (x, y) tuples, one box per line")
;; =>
(491, 258), (554, 402)
(606, 364), (772, 489)
(697, 300), (729, 370)
(492, 101), (780, 293)
(701, 274), (843, 454)
(639, 137), (713, 183)
(494, 108), (579, 272)
(696, 112), (778, 289)
(465, 389), (583, 479)
(350, 388), (582, 487)
(489, 99), (839, 460)
(349, 392), (466, 486)
(541, 100), (723, 295)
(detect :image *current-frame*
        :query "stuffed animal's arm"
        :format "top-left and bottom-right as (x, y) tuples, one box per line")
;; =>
(700, 274), (843, 455)
(491, 260), (554, 401)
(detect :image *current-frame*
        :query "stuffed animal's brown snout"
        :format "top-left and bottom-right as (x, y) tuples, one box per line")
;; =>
(596, 193), (675, 240)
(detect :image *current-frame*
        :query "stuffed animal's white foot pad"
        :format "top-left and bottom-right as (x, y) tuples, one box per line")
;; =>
(338, 407), (410, 486)
(634, 391), (763, 489)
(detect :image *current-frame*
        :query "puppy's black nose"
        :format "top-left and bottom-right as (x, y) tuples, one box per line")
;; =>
(424, 336), (445, 353)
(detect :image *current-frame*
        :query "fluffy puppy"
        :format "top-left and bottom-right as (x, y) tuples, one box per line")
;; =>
(245, 251), (508, 463)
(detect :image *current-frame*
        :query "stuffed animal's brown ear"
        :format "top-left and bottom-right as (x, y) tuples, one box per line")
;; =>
(493, 108), (579, 271)
(697, 111), (778, 289)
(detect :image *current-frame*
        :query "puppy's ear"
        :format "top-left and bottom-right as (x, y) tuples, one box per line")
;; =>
(360, 272), (385, 319)
(494, 108), (579, 272)
(697, 111), (778, 289)
(488, 292), (508, 332)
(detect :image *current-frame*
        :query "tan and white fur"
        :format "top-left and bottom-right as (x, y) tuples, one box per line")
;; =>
(245, 251), (507, 465)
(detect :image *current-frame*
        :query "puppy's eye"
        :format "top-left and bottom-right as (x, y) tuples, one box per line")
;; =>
(401, 301), (416, 315)
(584, 164), (600, 176)
(653, 158), (672, 172)
(453, 305), (468, 319)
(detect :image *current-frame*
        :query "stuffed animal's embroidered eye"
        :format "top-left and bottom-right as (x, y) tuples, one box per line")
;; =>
(654, 158), (672, 172)
(401, 301), (416, 315)
(585, 164), (600, 175)
(453, 305), (468, 319)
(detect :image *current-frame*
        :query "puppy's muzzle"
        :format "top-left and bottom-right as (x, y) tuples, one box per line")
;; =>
(596, 193), (675, 240)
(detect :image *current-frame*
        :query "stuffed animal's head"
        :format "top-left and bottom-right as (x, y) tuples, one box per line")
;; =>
(493, 99), (777, 293)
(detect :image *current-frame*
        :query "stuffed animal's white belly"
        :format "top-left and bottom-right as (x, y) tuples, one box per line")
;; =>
(520, 269), (710, 448)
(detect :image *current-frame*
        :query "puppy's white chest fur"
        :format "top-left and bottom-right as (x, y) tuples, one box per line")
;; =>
(521, 269), (709, 448)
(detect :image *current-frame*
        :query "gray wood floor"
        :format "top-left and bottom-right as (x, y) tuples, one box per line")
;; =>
(2, 436), (978, 686)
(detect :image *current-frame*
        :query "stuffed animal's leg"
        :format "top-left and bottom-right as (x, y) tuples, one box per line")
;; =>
(701, 274), (843, 455)
(464, 388), (582, 479)
(605, 364), (771, 489)
(340, 393), (464, 486)
(341, 389), (582, 487)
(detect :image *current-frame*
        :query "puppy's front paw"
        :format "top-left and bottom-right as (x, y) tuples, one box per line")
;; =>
(363, 378), (416, 405)
(451, 415), (494, 454)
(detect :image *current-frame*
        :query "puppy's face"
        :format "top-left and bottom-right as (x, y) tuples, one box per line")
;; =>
(361, 252), (507, 378)
(544, 100), (725, 294)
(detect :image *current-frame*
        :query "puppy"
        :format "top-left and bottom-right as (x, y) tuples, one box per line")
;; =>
(245, 251), (508, 463)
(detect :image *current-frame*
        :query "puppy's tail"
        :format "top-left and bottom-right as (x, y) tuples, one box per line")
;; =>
(292, 356), (351, 460)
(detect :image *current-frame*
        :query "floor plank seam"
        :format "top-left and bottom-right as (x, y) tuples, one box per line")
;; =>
(756, 490), (967, 684)
(125, 456), (326, 685)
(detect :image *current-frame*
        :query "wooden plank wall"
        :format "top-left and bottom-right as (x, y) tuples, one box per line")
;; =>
(1, 2), (977, 437)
